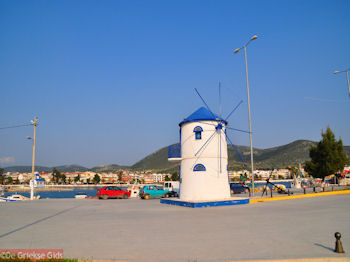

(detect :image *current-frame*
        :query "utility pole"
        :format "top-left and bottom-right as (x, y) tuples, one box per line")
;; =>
(30, 117), (38, 200)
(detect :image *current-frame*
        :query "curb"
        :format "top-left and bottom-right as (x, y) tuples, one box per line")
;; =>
(250, 190), (350, 204)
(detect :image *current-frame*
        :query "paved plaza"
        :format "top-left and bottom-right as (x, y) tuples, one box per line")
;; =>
(0, 195), (349, 262)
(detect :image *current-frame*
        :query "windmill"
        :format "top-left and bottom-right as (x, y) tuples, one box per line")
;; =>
(175, 85), (248, 201)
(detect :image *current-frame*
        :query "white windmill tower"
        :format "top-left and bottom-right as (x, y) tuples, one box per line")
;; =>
(167, 87), (248, 204)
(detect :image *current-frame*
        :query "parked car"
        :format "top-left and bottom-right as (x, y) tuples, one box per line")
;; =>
(97, 186), (131, 200)
(230, 183), (250, 194)
(139, 185), (177, 200)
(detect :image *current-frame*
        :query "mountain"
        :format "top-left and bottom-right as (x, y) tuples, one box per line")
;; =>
(3, 164), (128, 173)
(3, 166), (52, 173)
(3, 140), (349, 173)
(131, 145), (179, 170)
(90, 164), (128, 172)
(53, 165), (89, 172)
(132, 140), (350, 171)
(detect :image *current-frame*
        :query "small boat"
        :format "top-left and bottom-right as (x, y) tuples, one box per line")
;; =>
(0, 194), (40, 202)
(75, 192), (88, 199)
(0, 197), (16, 202)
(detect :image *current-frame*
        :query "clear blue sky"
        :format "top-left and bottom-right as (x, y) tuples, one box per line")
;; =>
(1, 0), (349, 168)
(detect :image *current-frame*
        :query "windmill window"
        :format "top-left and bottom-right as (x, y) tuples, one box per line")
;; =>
(193, 126), (203, 140)
(193, 164), (206, 172)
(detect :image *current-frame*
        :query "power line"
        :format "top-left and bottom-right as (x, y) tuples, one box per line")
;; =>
(0, 124), (32, 130)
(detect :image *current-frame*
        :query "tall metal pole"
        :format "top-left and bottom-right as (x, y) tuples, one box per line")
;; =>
(30, 117), (38, 200)
(346, 70), (350, 97)
(243, 46), (255, 196)
(334, 69), (350, 97)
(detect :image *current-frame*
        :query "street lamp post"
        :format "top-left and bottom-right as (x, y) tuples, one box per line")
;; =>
(28, 117), (38, 200)
(334, 68), (350, 97)
(234, 35), (258, 197)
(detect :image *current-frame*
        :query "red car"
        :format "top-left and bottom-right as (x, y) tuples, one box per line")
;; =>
(97, 186), (131, 200)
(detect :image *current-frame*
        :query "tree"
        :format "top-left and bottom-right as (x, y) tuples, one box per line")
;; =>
(0, 168), (4, 184)
(171, 172), (179, 181)
(93, 174), (101, 184)
(305, 127), (347, 179)
(7, 176), (13, 184)
(288, 166), (299, 179)
(61, 174), (66, 184)
(164, 175), (171, 181)
(52, 168), (61, 183)
(74, 174), (80, 183)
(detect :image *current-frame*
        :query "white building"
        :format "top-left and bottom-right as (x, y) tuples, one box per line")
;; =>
(169, 107), (231, 201)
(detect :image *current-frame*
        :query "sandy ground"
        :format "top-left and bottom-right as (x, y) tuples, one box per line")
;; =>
(0, 195), (349, 262)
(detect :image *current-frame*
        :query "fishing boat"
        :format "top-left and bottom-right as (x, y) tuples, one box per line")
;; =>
(75, 192), (88, 199)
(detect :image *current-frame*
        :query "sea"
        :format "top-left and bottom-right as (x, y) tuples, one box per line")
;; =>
(3, 186), (129, 199)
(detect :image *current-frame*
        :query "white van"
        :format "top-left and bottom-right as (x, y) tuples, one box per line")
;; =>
(164, 181), (180, 194)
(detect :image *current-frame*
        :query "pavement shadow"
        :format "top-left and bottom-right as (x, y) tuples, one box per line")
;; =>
(314, 243), (334, 252)
(0, 205), (80, 239)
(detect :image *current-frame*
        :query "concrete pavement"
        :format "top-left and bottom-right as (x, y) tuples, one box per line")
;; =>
(0, 194), (349, 262)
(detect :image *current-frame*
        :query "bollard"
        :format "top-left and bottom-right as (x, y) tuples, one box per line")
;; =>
(270, 188), (273, 198)
(334, 232), (345, 253)
(323, 187), (325, 192)
(332, 186), (334, 192)
(304, 187), (306, 194)
(288, 189), (290, 196)
(313, 187), (316, 193)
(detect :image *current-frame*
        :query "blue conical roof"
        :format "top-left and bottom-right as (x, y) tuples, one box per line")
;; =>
(179, 107), (227, 126)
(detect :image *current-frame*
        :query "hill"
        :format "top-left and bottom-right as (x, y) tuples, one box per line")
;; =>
(133, 140), (350, 171)
(3, 166), (52, 173)
(131, 145), (179, 170)
(90, 164), (127, 172)
(3, 140), (349, 173)
(53, 165), (89, 172)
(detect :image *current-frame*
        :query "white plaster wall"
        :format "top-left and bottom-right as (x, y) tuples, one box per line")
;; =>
(179, 121), (231, 201)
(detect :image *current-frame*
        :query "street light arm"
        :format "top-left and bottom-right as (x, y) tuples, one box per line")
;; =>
(234, 35), (258, 54)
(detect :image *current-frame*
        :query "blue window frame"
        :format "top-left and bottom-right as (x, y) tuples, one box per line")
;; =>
(193, 126), (203, 140)
(193, 164), (206, 172)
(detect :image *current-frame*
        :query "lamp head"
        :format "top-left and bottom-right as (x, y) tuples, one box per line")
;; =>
(334, 71), (341, 74)
(251, 35), (258, 41)
(234, 48), (240, 54)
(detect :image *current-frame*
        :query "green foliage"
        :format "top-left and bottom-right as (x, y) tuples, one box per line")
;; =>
(86, 178), (90, 184)
(164, 175), (171, 181)
(305, 127), (347, 179)
(288, 165), (299, 178)
(74, 174), (80, 183)
(93, 174), (101, 184)
(7, 176), (13, 184)
(171, 171), (179, 181)
(61, 174), (66, 184)
(132, 144), (180, 170)
(52, 168), (61, 183)
(0, 168), (4, 184)
(240, 173), (248, 182)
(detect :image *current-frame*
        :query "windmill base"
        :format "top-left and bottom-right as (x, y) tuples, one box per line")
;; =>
(160, 197), (249, 208)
